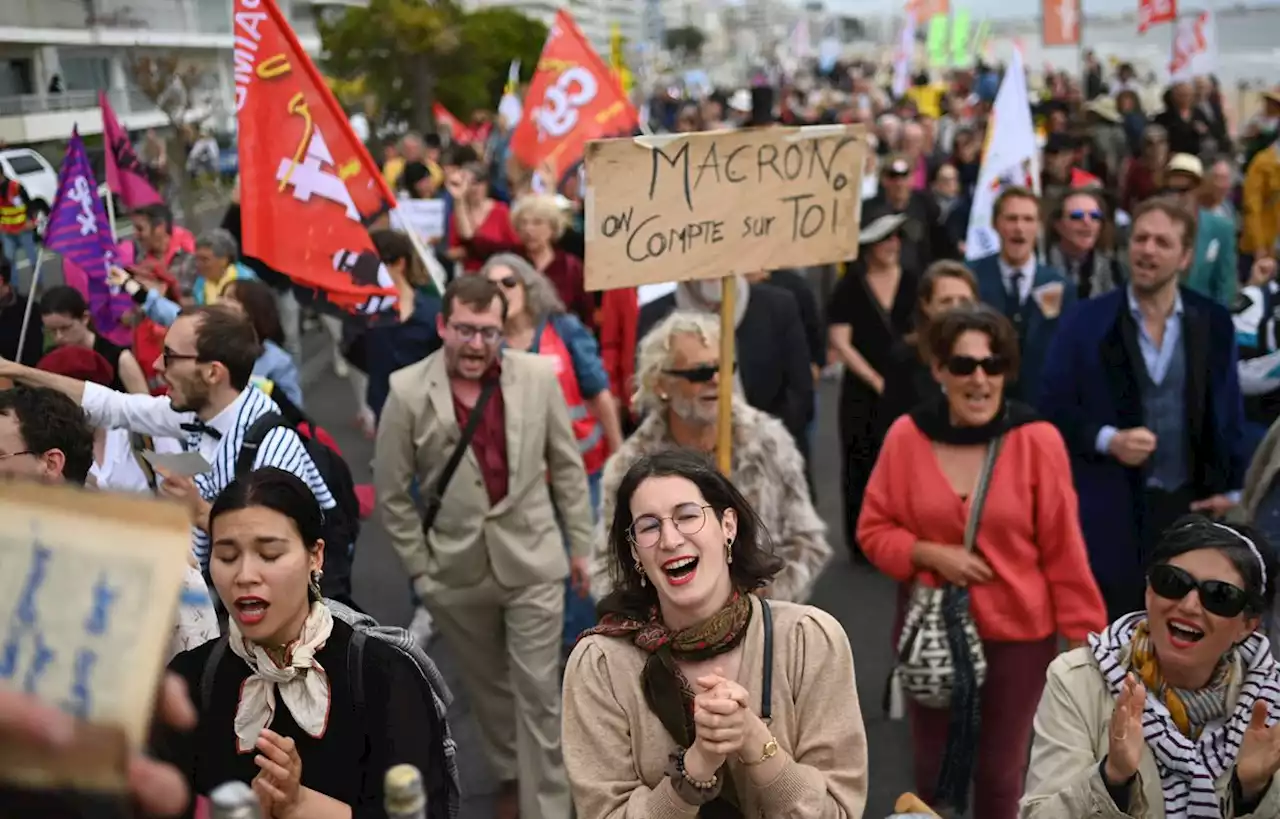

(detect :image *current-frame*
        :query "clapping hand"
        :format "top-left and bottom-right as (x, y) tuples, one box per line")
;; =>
(1236, 700), (1280, 800)
(107, 266), (131, 288)
(691, 668), (751, 759)
(1104, 673), (1147, 786)
(252, 729), (303, 818)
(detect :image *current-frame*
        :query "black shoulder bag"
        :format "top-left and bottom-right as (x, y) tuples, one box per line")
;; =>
(421, 378), (498, 536)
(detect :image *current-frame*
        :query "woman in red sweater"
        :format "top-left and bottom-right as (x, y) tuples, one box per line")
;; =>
(858, 304), (1106, 819)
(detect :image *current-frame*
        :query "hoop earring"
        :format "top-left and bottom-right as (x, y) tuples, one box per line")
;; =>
(634, 557), (646, 587)
(726, 537), (734, 565)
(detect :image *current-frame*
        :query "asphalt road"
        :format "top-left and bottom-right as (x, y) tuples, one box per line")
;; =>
(297, 351), (917, 818)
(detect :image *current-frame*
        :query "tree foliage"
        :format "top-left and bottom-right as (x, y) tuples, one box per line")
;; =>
(664, 26), (706, 57)
(318, 0), (547, 133)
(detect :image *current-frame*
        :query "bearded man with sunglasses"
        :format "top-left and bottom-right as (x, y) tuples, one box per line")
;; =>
(1040, 197), (1248, 620)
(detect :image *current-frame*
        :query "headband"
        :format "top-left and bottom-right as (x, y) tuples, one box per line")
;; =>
(1208, 521), (1269, 591)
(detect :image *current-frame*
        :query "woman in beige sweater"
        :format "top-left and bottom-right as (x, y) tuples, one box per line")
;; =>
(562, 449), (868, 819)
(1022, 516), (1280, 819)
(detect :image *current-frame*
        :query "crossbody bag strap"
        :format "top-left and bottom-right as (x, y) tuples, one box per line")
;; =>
(962, 436), (1004, 551)
(760, 597), (773, 723)
(421, 377), (498, 535)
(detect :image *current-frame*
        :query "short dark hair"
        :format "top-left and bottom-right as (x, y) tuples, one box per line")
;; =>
(924, 302), (1022, 382)
(132, 203), (173, 232)
(441, 144), (479, 168)
(993, 185), (1039, 221)
(916, 260), (978, 325)
(1149, 515), (1277, 615)
(40, 285), (89, 319)
(211, 467), (323, 549)
(441, 275), (507, 323)
(1131, 195), (1199, 250)
(0, 386), (94, 485)
(599, 449), (783, 618)
(224, 279), (284, 347)
(179, 304), (263, 390)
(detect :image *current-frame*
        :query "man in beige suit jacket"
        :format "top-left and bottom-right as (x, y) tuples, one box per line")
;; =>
(374, 276), (594, 819)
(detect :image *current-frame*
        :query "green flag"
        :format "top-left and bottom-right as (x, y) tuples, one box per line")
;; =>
(926, 14), (949, 68)
(950, 9), (972, 68)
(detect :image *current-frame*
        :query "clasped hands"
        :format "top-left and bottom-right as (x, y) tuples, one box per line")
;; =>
(252, 728), (306, 818)
(682, 666), (771, 780)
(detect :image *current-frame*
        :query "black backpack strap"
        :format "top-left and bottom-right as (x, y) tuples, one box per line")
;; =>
(421, 378), (498, 535)
(200, 635), (230, 716)
(760, 598), (773, 723)
(235, 412), (290, 478)
(347, 628), (367, 714)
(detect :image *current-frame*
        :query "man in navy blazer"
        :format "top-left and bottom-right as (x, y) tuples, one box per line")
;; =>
(970, 186), (1076, 405)
(1039, 197), (1247, 619)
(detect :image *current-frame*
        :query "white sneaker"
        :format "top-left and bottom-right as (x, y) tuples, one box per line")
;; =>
(409, 606), (436, 646)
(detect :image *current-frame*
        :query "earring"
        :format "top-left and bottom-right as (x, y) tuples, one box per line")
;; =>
(634, 557), (646, 587)
(312, 568), (324, 583)
(726, 537), (734, 564)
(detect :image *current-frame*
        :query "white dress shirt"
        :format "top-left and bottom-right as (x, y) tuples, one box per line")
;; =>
(89, 428), (183, 494)
(998, 255), (1037, 307)
(80, 383), (335, 567)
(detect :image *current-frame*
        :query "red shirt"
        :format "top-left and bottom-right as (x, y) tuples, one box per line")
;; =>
(858, 416), (1107, 643)
(539, 250), (595, 334)
(449, 201), (521, 272)
(452, 364), (508, 506)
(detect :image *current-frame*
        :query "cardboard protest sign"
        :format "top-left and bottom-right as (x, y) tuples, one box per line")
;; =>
(583, 125), (866, 291)
(0, 481), (193, 792)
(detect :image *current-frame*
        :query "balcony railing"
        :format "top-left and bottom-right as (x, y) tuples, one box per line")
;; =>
(0, 88), (160, 118)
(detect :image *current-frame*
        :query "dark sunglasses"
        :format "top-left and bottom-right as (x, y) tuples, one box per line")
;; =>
(1148, 563), (1252, 618)
(944, 355), (1010, 377)
(494, 276), (519, 290)
(663, 362), (737, 383)
(1068, 209), (1104, 222)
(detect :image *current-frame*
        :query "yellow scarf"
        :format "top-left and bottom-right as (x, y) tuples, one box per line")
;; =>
(1130, 621), (1231, 739)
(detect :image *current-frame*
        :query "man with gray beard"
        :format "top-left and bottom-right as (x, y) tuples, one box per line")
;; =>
(1040, 197), (1247, 619)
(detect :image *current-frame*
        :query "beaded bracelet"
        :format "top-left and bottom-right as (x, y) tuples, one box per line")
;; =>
(676, 748), (718, 790)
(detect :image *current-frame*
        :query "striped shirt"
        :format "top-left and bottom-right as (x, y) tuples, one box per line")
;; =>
(81, 383), (335, 567)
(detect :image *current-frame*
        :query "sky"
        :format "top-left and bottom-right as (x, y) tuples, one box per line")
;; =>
(823, 0), (1278, 19)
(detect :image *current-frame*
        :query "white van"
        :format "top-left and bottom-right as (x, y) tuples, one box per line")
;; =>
(0, 147), (58, 237)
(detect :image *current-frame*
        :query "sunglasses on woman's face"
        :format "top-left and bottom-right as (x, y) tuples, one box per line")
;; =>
(944, 355), (1010, 377)
(1148, 563), (1251, 618)
(1068, 209), (1104, 222)
(491, 276), (519, 290)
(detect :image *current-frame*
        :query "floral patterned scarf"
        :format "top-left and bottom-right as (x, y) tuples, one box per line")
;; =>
(581, 591), (753, 816)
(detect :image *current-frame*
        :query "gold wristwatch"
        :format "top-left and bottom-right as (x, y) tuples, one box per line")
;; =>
(739, 735), (779, 766)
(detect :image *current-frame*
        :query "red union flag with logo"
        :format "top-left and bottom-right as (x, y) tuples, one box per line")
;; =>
(1138, 0), (1178, 33)
(233, 0), (398, 317)
(511, 9), (638, 191)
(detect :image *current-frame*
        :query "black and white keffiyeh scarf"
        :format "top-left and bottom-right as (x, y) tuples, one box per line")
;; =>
(1089, 612), (1280, 818)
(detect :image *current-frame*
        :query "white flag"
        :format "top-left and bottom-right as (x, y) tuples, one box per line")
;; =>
(965, 49), (1040, 261)
(1169, 11), (1216, 84)
(893, 17), (916, 99)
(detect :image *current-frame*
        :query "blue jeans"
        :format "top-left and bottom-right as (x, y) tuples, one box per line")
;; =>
(563, 471), (602, 649)
(1, 230), (38, 277)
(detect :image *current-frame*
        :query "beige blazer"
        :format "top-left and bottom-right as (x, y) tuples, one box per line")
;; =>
(1021, 647), (1280, 818)
(374, 349), (594, 589)
(562, 596), (868, 819)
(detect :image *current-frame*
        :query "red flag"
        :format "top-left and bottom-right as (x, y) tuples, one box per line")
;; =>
(1138, 0), (1177, 33)
(511, 10), (638, 189)
(99, 92), (163, 208)
(233, 0), (399, 317)
(433, 102), (477, 144)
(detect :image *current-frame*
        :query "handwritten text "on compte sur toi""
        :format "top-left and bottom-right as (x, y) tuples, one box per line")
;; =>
(597, 135), (859, 265)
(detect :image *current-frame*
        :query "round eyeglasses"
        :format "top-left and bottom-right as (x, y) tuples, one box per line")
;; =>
(628, 503), (713, 549)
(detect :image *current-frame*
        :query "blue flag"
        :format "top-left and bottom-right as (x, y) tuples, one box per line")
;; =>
(45, 128), (132, 344)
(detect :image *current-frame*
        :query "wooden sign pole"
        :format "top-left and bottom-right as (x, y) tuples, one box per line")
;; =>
(716, 275), (736, 475)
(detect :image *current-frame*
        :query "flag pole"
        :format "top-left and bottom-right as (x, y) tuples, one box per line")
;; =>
(715, 275), (735, 475)
(15, 249), (46, 363)
(103, 187), (119, 244)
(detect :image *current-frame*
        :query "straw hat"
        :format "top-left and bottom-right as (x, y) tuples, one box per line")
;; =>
(1166, 153), (1204, 181)
(1086, 96), (1122, 124)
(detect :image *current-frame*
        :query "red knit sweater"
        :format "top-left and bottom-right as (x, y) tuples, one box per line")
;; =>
(858, 416), (1107, 643)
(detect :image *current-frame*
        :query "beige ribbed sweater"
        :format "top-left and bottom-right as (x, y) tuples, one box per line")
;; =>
(562, 596), (869, 819)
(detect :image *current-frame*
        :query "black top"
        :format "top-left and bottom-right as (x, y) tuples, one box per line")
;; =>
(827, 264), (918, 405)
(875, 337), (939, 440)
(155, 619), (450, 819)
(91, 334), (128, 393)
(764, 269), (825, 369)
(0, 293), (43, 367)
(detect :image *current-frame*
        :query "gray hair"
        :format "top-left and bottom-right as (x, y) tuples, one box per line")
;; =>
(196, 228), (238, 261)
(478, 253), (565, 322)
(633, 310), (721, 415)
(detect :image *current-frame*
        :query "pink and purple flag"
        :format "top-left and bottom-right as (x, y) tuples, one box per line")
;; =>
(99, 92), (162, 208)
(45, 128), (133, 345)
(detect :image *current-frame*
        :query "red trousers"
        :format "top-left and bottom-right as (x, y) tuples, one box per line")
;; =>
(907, 637), (1057, 819)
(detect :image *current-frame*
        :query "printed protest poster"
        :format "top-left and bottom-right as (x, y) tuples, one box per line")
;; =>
(583, 125), (865, 290)
(0, 481), (193, 792)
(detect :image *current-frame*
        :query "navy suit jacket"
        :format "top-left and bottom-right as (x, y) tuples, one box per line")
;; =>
(970, 254), (1075, 406)
(1037, 287), (1246, 590)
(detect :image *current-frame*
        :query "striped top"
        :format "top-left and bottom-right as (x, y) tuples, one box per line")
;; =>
(1089, 612), (1280, 818)
(81, 382), (335, 567)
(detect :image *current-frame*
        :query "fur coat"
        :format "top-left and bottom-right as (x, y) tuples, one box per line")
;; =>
(591, 402), (832, 603)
